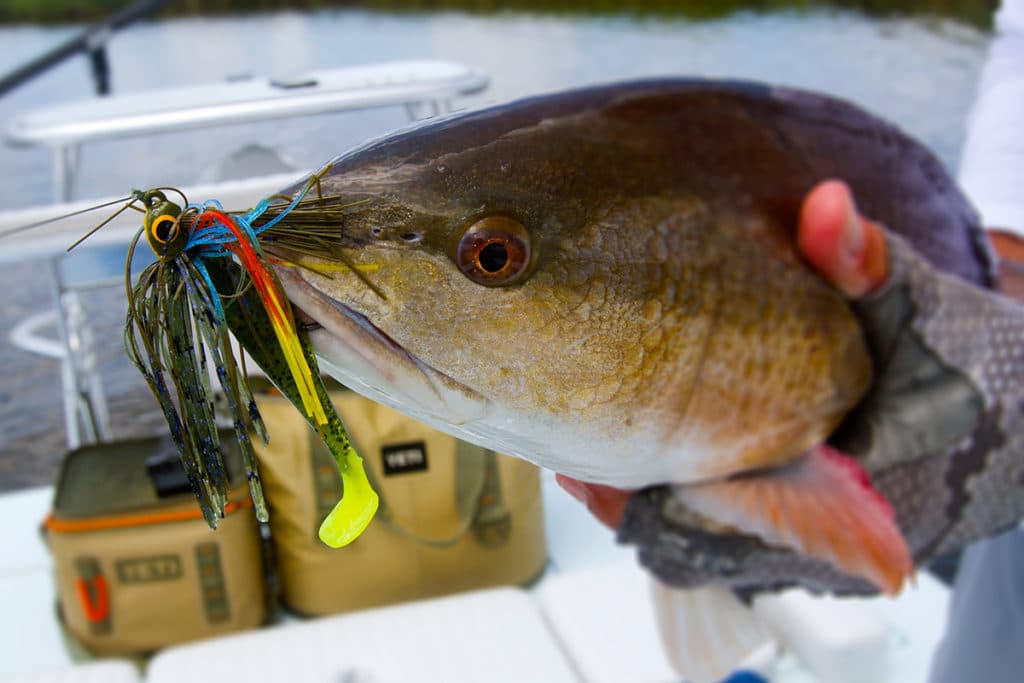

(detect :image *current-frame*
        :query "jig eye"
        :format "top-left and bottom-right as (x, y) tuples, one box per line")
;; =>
(144, 198), (185, 258)
(454, 215), (531, 286)
(150, 215), (179, 244)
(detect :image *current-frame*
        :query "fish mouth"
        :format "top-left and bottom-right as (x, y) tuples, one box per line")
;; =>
(290, 291), (410, 368)
(275, 265), (488, 427)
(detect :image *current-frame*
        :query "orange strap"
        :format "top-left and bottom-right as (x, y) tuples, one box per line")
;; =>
(75, 574), (109, 623)
(45, 498), (253, 534)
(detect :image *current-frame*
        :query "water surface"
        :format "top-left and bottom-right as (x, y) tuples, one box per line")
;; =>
(0, 9), (991, 209)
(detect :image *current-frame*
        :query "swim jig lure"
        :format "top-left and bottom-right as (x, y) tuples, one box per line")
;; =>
(64, 166), (379, 547)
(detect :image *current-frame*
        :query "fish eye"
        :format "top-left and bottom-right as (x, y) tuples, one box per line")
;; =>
(150, 215), (178, 244)
(455, 215), (531, 286)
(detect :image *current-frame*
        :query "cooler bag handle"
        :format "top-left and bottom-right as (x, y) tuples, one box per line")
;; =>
(372, 441), (511, 548)
(303, 390), (515, 548)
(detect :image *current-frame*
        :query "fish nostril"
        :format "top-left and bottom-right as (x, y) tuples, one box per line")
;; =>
(400, 232), (422, 243)
(370, 226), (384, 237)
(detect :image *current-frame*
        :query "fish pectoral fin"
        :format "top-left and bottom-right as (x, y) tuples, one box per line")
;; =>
(651, 580), (771, 683)
(677, 444), (913, 595)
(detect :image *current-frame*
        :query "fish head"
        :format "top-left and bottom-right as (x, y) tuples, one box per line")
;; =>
(271, 81), (872, 486)
(274, 116), (670, 479)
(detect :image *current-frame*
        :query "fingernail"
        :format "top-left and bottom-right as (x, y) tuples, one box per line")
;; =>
(556, 474), (588, 504)
(841, 193), (863, 262)
(834, 191), (876, 297)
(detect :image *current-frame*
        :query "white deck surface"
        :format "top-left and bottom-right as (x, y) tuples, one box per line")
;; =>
(1, 661), (139, 683)
(0, 471), (950, 683)
(147, 588), (578, 683)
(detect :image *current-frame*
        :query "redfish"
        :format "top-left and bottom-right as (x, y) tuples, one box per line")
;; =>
(261, 80), (990, 680)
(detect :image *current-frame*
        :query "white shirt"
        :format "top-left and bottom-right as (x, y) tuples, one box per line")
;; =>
(957, 0), (1024, 235)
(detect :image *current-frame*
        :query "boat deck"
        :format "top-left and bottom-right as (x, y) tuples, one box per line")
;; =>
(0, 469), (952, 683)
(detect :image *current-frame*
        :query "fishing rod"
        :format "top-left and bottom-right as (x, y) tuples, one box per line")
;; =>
(0, 0), (171, 98)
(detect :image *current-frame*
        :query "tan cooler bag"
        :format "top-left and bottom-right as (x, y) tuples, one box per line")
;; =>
(45, 434), (268, 654)
(253, 387), (548, 616)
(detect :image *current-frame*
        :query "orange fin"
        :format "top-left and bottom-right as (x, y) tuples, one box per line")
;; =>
(678, 445), (913, 595)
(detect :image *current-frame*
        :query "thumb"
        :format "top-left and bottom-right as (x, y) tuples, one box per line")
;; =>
(798, 180), (889, 297)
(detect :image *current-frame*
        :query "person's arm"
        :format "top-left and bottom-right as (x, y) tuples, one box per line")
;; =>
(926, 4), (1024, 680)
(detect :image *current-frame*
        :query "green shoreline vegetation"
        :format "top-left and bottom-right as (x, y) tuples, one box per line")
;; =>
(0, 0), (999, 28)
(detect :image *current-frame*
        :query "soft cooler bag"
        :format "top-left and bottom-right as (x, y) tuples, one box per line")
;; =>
(44, 433), (267, 654)
(253, 387), (548, 616)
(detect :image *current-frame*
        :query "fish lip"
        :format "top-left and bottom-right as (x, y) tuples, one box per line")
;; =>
(296, 294), (408, 361)
(275, 265), (488, 422)
(277, 265), (424, 374)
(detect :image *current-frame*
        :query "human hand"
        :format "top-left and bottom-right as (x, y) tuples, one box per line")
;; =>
(559, 179), (1024, 596)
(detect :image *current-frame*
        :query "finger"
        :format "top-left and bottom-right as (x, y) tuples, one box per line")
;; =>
(797, 179), (889, 297)
(555, 474), (632, 530)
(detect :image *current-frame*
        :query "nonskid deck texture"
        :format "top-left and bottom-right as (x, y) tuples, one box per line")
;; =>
(0, 257), (165, 492)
